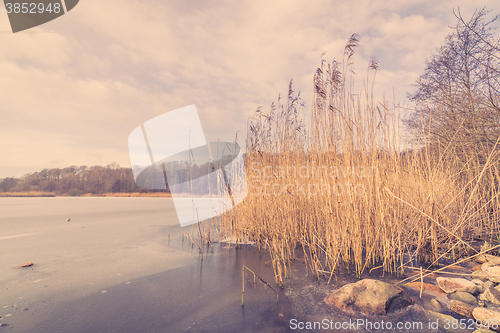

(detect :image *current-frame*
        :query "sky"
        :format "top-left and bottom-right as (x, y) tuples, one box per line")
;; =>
(0, 0), (499, 178)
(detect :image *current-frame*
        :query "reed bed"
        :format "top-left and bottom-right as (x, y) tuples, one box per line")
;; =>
(213, 36), (500, 286)
(0, 191), (56, 197)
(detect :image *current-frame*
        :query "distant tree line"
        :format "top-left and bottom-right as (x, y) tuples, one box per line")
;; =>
(0, 163), (168, 195)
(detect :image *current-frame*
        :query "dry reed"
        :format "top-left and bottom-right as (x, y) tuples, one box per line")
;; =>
(0, 191), (56, 197)
(210, 36), (500, 286)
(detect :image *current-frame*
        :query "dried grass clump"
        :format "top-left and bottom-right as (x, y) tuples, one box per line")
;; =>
(215, 35), (500, 286)
(0, 191), (56, 197)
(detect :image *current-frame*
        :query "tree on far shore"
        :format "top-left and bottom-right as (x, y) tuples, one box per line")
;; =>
(0, 163), (168, 195)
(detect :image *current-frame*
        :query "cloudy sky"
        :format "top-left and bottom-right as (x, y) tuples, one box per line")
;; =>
(0, 0), (499, 178)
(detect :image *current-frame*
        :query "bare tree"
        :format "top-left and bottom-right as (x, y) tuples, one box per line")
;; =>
(407, 8), (500, 160)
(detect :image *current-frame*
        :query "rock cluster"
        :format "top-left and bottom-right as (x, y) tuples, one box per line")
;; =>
(326, 253), (500, 333)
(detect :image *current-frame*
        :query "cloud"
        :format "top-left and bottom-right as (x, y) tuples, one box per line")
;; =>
(0, 0), (499, 177)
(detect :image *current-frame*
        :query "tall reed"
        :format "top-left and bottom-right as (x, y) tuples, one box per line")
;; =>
(217, 35), (500, 286)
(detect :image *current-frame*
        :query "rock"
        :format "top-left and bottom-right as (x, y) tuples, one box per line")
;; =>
(473, 329), (498, 333)
(450, 299), (475, 318)
(473, 264), (485, 271)
(454, 265), (472, 272)
(473, 307), (500, 329)
(479, 286), (500, 305)
(482, 262), (498, 270)
(429, 298), (442, 310)
(472, 270), (490, 282)
(425, 310), (456, 324)
(437, 277), (479, 294)
(65, 218), (71, 222)
(326, 279), (413, 316)
(449, 291), (478, 305)
(18, 262), (33, 268)
(406, 282), (444, 293)
(484, 281), (495, 290)
(482, 265), (500, 283)
(476, 254), (500, 265)
(473, 279), (486, 293)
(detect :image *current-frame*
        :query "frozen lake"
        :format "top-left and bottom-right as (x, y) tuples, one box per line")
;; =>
(0, 197), (288, 332)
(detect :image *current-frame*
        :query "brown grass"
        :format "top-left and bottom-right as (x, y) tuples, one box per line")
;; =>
(0, 191), (56, 197)
(210, 38), (500, 286)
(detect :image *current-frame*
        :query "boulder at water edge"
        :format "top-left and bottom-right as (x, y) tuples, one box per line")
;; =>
(436, 277), (479, 293)
(326, 279), (413, 316)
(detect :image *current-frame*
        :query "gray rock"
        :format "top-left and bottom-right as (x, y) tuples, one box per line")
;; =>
(476, 254), (500, 265)
(449, 291), (478, 305)
(425, 310), (455, 324)
(472, 270), (489, 282)
(479, 286), (500, 305)
(436, 277), (479, 294)
(473, 307), (500, 328)
(472, 279), (486, 293)
(484, 281), (495, 290)
(326, 279), (413, 316)
(482, 265), (500, 283)
(429, 298), (442, 310)
(450, 299), (475, 318)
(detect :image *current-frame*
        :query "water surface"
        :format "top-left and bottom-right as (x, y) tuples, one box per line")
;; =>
(0, 197), (288, 332)
(0, 197), (469, 333)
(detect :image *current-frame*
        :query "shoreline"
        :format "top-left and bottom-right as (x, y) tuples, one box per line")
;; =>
(0, 192), (172, 198)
